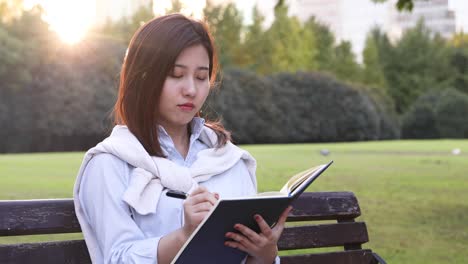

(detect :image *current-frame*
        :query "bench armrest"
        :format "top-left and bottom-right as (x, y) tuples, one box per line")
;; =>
(372, 252), (387, 264)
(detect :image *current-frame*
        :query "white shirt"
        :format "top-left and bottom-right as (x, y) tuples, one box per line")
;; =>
(78, 119), (259, 263)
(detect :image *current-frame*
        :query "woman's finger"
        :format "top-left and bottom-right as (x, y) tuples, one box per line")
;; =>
(224, 240), (249, 253)
(254, 214), (273, 237)
(191, 201), (215, 213)
(272, 206), (293, 233)
(233, 224), (263, 244)
(187, 191), (218, 206)
(225, 232), (256, 250)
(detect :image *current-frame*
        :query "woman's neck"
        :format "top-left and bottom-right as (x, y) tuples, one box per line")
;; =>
(163, 124), (191, 158)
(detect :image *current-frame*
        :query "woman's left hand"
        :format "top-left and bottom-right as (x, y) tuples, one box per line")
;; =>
(224, 206), (293, 264)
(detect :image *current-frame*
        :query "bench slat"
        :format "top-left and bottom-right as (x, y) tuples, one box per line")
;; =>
(278, 222), (369, 250)
(0, 192), (360, 236)
(0, 191), (382, 264)
(0, 240), (91, 264)
(280, 249), (377, 264)
(0, 199), (81, 236)
(289, 192), (361, 221)
(0, 241), (377, 264)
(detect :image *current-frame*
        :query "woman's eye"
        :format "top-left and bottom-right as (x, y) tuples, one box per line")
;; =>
(170, 74), (183, 79)
(196, 76), (207, 81)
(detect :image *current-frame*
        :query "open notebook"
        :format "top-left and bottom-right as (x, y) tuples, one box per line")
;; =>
(171, 160), (333, 264)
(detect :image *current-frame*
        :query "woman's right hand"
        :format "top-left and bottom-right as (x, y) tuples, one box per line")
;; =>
(182, 186), (219, 238)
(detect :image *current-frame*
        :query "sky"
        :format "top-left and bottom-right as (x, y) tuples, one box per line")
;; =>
(448, 0), (468, 32)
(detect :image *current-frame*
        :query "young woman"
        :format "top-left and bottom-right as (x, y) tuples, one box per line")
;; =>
(74, 14), (291, 264)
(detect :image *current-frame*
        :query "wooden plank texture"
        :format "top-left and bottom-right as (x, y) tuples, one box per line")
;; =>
(0, 240), (91, 264)
(0, 192), (360, 236)
(280, 249), (378, 264)
(0, 199), (80, 236)
(289, 192), (361, 221)
(278, 222), (369, 250)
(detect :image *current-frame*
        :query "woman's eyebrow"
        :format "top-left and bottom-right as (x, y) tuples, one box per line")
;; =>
(174, 64), (209, 71)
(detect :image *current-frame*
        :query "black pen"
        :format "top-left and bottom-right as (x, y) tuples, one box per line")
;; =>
(166, 190), (188, 200)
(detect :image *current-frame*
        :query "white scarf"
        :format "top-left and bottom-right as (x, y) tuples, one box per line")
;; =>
(73, 125), (257, 263)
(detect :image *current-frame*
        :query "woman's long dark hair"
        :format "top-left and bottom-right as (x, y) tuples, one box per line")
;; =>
(114, 14), (230, 157)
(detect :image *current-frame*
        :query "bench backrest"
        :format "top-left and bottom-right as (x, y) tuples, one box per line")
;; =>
(0, 191), (377, 264)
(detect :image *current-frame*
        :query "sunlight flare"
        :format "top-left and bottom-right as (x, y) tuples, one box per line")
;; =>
(24, 0), (95, 44)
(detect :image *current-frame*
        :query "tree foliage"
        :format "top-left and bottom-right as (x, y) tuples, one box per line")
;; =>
(304, 17), (335, 73)
(371, 0), (417, 11)
(362, 28), (387, 89)
(241, 6), (268, 72)
(203, 2), (243, 67)
(97, 3), (154, 45)
(379, 21), (453, 114)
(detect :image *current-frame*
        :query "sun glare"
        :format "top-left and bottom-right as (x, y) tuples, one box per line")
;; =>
(24, 0), (95, 44)
(23, 0), (208, 44)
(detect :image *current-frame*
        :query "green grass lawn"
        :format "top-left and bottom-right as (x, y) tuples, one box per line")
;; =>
(1, 139), (467, 263)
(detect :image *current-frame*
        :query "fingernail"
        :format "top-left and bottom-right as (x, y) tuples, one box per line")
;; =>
(214, 193), (219, 199)
(254, 214), (260, 221)
(234, 224), (240, 229)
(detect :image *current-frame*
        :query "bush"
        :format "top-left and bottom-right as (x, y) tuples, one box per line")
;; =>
(354, 84), (401, 140)
(0, 36), (125, 153)
(207, 69), (392, 143)
(401, 101), (439, 139)
(435, 89), (468, 138)
(402, 88), (468, 138)
(205, 68), (282, 144)
(269, 72), (381, 142)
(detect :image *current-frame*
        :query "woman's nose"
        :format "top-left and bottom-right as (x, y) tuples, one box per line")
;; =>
(183, 77), (196, 97)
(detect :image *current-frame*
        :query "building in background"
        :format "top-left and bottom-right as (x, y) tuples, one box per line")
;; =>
(388, 0), (456, 40)
(95, 0), (152, 25)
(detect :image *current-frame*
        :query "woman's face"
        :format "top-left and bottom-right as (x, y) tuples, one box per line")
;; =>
(158, 44), (210, 131)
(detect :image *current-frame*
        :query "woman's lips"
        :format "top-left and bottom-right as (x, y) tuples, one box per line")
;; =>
(178, 103), (195, 111)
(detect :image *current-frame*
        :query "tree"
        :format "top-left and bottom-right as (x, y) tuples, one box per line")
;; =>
(260, 5), (316, 74)
(304, 17), (335, 73)
(449, 32), (468, 95)
(331, 41), (361, 83)
(372, 0), (419, 11)
(97, 3), (154, 45)
(362, 28), (387, 89)
(241, 6), (268, 72)
(203, 2), (243, 68)
(383, 20), (453, 113)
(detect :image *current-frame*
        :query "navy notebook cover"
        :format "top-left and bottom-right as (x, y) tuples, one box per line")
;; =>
(172, 161), (333, 264)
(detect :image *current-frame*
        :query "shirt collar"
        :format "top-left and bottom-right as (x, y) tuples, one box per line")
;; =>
(157, 117), (206, 152)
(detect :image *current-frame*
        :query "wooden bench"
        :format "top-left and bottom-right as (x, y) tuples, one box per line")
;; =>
(0, 191), (386, 264)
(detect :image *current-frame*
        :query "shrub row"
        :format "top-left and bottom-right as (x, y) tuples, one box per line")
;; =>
(1, 65), (402, 153)
(206, 69), (400, 144)
(402, 88), (468, 138)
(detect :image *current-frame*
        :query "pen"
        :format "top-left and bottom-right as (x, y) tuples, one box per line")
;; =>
(166, 190), (188, 200)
